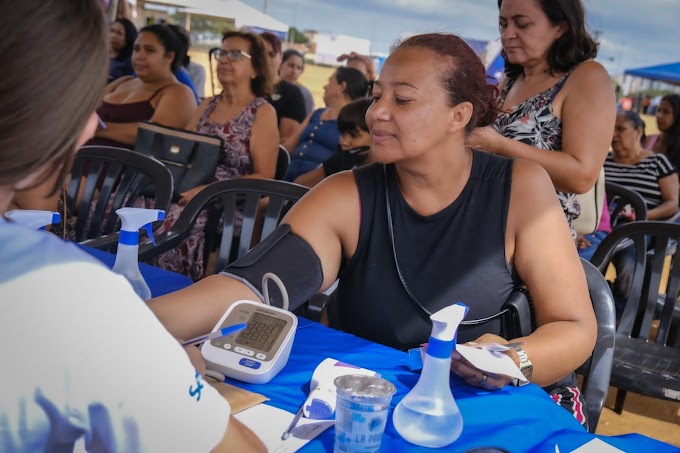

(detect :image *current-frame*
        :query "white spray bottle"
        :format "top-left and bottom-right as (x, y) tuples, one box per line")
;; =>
(392, 302), (468, 448)
(6, 210), (60, 230)
(112, 207), (165, 301)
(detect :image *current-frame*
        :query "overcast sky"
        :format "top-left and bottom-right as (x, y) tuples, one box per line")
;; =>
(241, 0), (680, 77)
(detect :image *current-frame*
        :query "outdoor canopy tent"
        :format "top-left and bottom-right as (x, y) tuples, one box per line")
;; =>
(624, 61), (680, 87)
(145, 0), (289, 39)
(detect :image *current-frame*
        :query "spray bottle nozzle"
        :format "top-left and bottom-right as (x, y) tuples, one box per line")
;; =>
(143, 223), (156, 246)
(426, 302), (469, 359)
(6, 210), (61, 230)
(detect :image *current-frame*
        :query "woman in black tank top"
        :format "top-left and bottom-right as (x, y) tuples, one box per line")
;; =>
(149, 32), (597, 429)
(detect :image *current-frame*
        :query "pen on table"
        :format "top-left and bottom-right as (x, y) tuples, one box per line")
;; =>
(281, 402), (305, 441)
(181, 323), (248, 347)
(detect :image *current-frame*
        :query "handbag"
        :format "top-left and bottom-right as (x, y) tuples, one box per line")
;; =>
(573, 167), (605, 235)
(134, 121), (223, 202)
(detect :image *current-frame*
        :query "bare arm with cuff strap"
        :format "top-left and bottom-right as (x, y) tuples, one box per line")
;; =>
(147, 171), (361, 341)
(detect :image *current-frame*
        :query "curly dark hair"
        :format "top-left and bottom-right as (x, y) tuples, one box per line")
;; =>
(497, 0), (598, 79)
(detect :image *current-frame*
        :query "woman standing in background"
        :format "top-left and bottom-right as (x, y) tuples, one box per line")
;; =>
(468, 0), (616, 239)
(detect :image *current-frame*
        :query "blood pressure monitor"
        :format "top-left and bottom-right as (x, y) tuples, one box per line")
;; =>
(201, 300), (297, 384)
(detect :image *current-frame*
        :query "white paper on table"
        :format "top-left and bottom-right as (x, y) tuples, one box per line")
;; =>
(456, 344), (527, 381)
(234, 403), (334, 453)
(569, 438), (624, 453)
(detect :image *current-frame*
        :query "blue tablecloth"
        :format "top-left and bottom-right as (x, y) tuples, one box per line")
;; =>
(79, 245), (192, 297)
(229, 317), (679, 452)
(81, 247), (679, 452)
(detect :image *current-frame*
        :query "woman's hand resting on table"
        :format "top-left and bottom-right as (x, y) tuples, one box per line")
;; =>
(450, 333), (518, 390)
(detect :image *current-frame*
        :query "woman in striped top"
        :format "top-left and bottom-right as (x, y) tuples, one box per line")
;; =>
(604, 110), (678, 220)
(604, 110), (678, 316)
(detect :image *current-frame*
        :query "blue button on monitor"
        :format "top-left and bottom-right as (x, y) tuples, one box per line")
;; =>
(239, 358), (262, 369)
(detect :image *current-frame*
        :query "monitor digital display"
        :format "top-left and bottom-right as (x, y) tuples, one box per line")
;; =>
(234, 312), (287, 353)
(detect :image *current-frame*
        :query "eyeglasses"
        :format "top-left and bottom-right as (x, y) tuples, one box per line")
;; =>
(213, 49), (252, 62)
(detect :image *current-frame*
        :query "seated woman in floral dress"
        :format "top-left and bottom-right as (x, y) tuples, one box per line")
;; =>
(144, 31), (279, 280)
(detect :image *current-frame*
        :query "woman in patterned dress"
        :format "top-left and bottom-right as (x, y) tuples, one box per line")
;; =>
(468, 0), (616, 239)
(147, 30), (279, 280)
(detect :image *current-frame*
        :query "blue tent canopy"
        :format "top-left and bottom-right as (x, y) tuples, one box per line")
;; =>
(624, 62), (680, 86)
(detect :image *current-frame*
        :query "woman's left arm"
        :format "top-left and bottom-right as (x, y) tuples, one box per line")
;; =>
(508, 160), (597, 386)
(648, 173), (679, 220)
(451, 160), (597, 389)
(469, 61), (616, 194)
(241, 102), (279, 180)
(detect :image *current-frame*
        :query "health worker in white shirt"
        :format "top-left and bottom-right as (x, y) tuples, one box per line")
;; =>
(0, 1), (265, 451)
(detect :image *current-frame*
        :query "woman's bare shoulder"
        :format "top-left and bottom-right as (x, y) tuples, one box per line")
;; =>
(567, 59), (611, 86)
(162, 82), (195, 99)
(510, 158), (555, 198)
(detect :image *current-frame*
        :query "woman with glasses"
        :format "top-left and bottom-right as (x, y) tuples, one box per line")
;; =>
(145, 30), (279, 280)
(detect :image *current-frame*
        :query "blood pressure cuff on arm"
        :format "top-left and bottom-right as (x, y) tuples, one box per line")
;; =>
(220, 224), (324, 311)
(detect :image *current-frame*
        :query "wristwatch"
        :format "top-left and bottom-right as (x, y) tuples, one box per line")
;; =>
(512, 346), (533, 386)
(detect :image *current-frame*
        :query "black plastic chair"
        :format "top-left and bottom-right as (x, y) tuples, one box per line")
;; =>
(138, 178), (308, 276)
(605, 181), (648, 228)
(590, 220), (680, 414)
(497, 258), (616, 432)
(276, 145), (291, 181)
(66, 145), (173, 250)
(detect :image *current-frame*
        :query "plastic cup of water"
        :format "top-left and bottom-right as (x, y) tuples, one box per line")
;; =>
(333, 374), (397, 453)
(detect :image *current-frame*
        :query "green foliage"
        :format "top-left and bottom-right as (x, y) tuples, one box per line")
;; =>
(288, 27), (308, 44)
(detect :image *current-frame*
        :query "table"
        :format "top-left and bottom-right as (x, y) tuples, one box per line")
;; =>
(231, 317), (679, 452)
(85, 250), (679, 452)
(79, 245), (192, 297)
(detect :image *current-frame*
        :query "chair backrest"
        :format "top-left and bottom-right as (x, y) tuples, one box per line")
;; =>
(590, 220), (680, 344)
(67, 145), (173, 244)
(139, 178), (309, 276)
(578, 258), (616, 432)
(499, 258), (616, 432)
(605, 181), (648, 228)
(275, 145), (291, 180)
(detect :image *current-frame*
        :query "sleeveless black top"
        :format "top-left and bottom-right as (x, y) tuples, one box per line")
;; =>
(337, 150), (520, 350)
